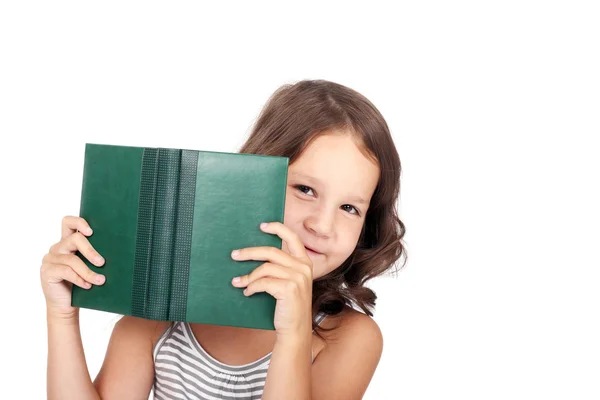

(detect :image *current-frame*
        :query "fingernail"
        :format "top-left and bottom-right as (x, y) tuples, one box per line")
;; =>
(260, 223), (268, 229)
(231, 250), (240, 258)
(95, 255), (104, 264)
(95, 275), (105, 284)
(232, 277), (240, 284)
(86, 227), (93, 235)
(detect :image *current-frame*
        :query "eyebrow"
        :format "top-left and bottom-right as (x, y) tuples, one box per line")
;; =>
(290, 173), (369, 205)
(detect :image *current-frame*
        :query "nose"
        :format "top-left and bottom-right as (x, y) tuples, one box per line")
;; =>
(303, 205), (335, 238)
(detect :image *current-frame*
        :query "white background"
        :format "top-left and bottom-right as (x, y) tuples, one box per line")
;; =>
(1, 1), (599, 399)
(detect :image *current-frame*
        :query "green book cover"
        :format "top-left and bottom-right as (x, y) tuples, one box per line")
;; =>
(71, 143), (289, 330)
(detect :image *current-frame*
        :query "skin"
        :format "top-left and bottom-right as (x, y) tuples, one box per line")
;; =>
(41, 130), (384, 400)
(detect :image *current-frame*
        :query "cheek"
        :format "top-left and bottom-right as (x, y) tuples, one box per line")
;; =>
(323, 224), (362, 269)
(338, 215), (363, 240)
(283, 193), (298, 224)
(336, 227), (362, 258)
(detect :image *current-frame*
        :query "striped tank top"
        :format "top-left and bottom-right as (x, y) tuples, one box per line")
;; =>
(151, 312), (328, 400)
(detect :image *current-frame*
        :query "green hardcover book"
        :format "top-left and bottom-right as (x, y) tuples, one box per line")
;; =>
(71, 143), (289, 330)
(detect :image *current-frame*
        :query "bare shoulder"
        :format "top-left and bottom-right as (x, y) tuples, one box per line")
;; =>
(93, 316), (172, 399)
(319, 305), (384, 349)
(311, 306), (384, 399)
(111, 315), (172, 349)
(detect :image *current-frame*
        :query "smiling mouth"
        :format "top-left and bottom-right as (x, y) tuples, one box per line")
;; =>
(304, 246), (322, 255)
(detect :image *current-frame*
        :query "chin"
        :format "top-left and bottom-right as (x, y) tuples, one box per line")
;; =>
(311, 264), (337, 281)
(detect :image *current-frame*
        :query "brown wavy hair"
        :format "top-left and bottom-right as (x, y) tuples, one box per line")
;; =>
(238, 79), (407, 335)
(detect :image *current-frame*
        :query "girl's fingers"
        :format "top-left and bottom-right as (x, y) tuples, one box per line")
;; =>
(243, 277), (290, 299)
(232, 262), (299, 288)
(232, 246), (299, 268)
(42, 263), (92, 289)
(56, 265), (93, 289)
(61, 216), (93, 240)
(50, 231), (105, 267)
(260, 222), (310, 262)
(43, 253), (106, 285)
(231, 246), (310, 277)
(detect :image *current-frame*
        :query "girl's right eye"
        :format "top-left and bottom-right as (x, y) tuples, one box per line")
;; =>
(295, 185), (314, 196)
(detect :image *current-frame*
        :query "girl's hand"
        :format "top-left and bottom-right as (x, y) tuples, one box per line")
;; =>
(231, 222), (313, 338)
(40, 216), (106, 318)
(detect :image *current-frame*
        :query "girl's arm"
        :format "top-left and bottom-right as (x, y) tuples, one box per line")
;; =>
(47, 310), (170, 400)
(93, 316), (170, 399)
(262, 330), (313, 399)
(231, 222), (383, 399)
(310, 311), (383, 400)
(46, 308), (101, 400)
(262, 310), (383, 400)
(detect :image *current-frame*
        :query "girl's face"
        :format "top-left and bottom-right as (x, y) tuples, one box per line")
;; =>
(282, 131), (380, 280)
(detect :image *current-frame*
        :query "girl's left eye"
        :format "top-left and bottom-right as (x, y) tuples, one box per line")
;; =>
(342, 205), (359, 215)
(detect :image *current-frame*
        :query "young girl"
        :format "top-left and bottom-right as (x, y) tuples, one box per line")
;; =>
(41, 79), (407, 400)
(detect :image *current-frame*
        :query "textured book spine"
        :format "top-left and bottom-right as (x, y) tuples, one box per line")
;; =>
(131, 148), (197, 321)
